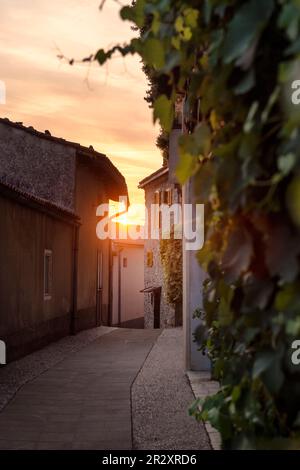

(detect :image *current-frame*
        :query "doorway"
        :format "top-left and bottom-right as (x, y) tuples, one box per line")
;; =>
(153, 287), (162, 329)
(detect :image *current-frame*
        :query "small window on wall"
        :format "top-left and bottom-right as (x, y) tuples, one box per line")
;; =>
(166, 189), (173, 206)
(123, 257), (127, 268)
(153, 191), (161, 230)
(44, 249), (53, 300)
(147, 251), (153, 267)
(154, 190), (160, 205)
(160, 189), (173, 206)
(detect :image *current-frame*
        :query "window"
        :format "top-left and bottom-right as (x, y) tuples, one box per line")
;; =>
(154, 190), (160, 205)
(160, 189), (173, 206)
(0, 340), (6, 365)
(147, 251), (153, 267)
(44, 249), (53, 300)
(153, 190), (161, 231)
(123, 257), (127, 268)
(166, 188), (173, 206)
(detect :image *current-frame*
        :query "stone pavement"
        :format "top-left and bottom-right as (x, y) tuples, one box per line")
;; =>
(0, 326), (115, 413)
(132, 328), (211, 450)
(0, 328), (160, 450)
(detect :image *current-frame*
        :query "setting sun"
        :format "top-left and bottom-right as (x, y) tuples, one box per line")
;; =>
(109, 199), (145, 226)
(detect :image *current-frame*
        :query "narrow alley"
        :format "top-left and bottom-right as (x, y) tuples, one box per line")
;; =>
(0, 328), (210, 450)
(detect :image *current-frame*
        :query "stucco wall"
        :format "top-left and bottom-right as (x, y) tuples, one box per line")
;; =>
(111, 243), (144, 326)
(75, 163), (110, 329)
(0, 122), (76, 211)
(143, 175), (177, 329)
(120, 245), (144, 323)
(0, 194), (73, 361)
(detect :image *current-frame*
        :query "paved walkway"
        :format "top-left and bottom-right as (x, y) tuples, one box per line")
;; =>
(0, 329), (160, 450)
(132, 329), (211, 450)
(0, 326), (115, 413)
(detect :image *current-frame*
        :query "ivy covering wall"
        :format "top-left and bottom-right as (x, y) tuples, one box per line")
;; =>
(160, 236), (182, 306)
(97, 0), (300, 449)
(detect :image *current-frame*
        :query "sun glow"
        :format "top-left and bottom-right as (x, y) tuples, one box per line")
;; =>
(109, 200), (145, 226)
(0, 0), (162, 210)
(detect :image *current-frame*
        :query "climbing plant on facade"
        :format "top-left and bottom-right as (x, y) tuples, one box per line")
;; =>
(95, 0), (300, 449)
(160, 235), (182, 306)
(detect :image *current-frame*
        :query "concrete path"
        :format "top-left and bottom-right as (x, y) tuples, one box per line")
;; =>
(0, 328), (160, 450)
(132, 328), (211, 450)
(0, 326), (115, 413)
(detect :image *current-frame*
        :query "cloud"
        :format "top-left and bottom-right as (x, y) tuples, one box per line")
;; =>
(0, 0), (162, 209)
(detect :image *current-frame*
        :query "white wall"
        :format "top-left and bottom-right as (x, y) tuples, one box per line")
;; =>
(112, 243), (144, 325)
(183, 179), (211, 371)
(112, 252), (119, 326)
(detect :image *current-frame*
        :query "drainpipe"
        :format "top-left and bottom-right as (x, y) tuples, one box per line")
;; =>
(71, 224), (79, 335)
(108, 239), (113, 326)
(118, 247), (124, 326)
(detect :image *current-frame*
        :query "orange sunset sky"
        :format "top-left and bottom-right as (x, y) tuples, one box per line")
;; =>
(0, 0), (162, 222)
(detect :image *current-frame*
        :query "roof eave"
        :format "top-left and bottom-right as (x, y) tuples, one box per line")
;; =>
(138, 167), (169, 189)
(76, 149), (129, 203)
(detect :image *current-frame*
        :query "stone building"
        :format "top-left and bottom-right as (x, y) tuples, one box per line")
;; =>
(139, 159), (182, 329)
(140, 94), (211, 370)
(0, 118), (127, 361)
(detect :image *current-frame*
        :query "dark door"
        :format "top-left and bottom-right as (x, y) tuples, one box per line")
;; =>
(153, 287), (161, 329)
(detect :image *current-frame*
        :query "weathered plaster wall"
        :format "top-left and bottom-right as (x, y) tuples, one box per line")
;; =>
(143, 176), (177, 329)
(0, 122), (76, 211)
(75, 163), (110, 329)
(0, 195), (73, 361)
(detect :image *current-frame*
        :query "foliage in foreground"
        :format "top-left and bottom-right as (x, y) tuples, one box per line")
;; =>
(96, 0), (300, 448)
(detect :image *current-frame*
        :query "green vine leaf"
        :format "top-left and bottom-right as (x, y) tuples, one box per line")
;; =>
(153, 95), (174, 132)
(286, 175), (300, 227)
(223, 0), (274, 64)
(97, 0), (300, 448)
(222, 226), (253, 282)
(142, 38), (165, 70)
